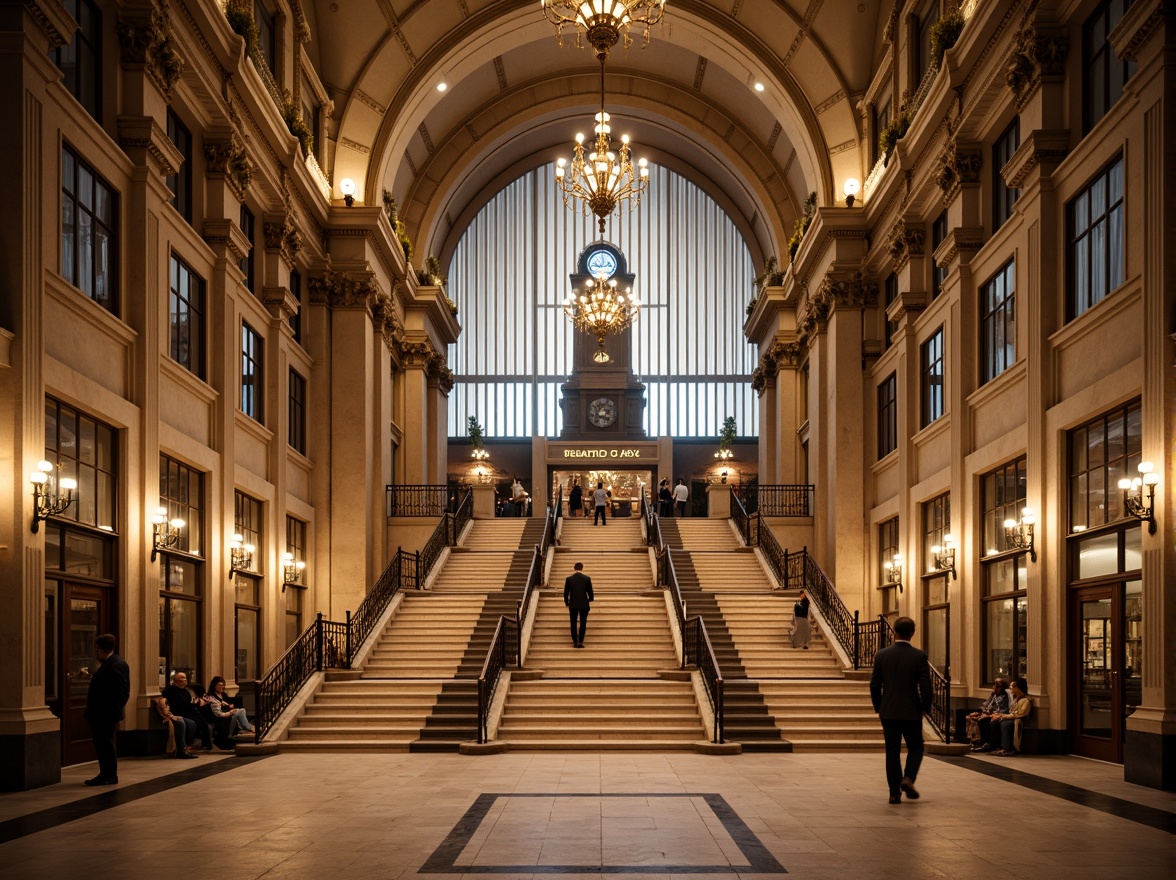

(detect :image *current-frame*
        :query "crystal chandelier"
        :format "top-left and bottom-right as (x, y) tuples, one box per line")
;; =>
(555, 54), (650, 235)
(540, 1), (668, 56)
(563, 271), (641, 358)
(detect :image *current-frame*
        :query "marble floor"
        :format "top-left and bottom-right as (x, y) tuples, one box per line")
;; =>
(0, 750), (1171, 879)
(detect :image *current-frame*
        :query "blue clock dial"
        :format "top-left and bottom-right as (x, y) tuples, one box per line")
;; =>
(586, 249), (618, 279)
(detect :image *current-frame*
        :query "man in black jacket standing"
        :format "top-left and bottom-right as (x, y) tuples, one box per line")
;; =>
(84, 633), (130, 786)
(870, 616), (933, 804)
(564, 561), (594, 649)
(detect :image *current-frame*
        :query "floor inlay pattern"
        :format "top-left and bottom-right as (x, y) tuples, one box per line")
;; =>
(419, 792), (786, 874)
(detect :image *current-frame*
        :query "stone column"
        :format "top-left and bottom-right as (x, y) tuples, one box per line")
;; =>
(398, 341), (433, 486)
(0, 0), (78, 791)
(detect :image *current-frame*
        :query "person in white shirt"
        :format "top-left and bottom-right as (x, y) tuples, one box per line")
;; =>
(673, 479), (689, 517)
(593, 482), (608, 526)
(510, 477), (527, 516)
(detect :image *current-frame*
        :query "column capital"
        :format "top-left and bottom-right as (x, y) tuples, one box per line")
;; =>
(202, 217), (251, 263)
(263, 211), (302, 266)
(934, 137), (983, 205)
(203, 131), (254, 203)
(117, 115), (184, 178)
(1003, 129), (1071, 189)
(1005, 14), (1069, 111)
(886, 217), (926, 273)
(116, 0), (184, 102)
(308, 266), (382, 310)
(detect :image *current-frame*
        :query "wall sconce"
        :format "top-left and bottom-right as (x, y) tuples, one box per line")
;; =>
(29, 460), (77, 533)
(339, 178), (356, 207)
(1119, 462), (1159, 534)
(229, 533), (255, 579)
(931, 534), (957, 580)
(843, 177), (860, 207)
(1003, 507), (1036, 561)
(282, 551), (306, 590)
(151, 506), (185, 562)
(884, 553), (903, 593)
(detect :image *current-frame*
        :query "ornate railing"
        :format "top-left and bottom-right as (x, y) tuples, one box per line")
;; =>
(543, 487), (560, 554)
(862, 152), (888, 202)
(731, 492), (752, 546)
(254, 613), (344, 742)
(419, 514), (451, 581)
(659, 548), (686, 636)
(757, 516), (787, 585)
(452, 487), (473, 544)
(386, 484), (449, 517)
(793, 548), (857, 664)
(753, 485), (815, 517)
(518, 544), (543, 632)
(928, 664), (952, 743)
(477, 615), (520, 743)
(683, 617), (724, 743)
(348, 550), (407, 662)
(305, 150), (331, 199)
(853, 613), (893, 672)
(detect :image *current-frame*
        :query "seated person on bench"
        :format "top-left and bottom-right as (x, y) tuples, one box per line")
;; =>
(982, 676), (1031, 756)
(966, 677), (1009, 751)
(204, 675), (254, 738)
(162, 671), (213, 751)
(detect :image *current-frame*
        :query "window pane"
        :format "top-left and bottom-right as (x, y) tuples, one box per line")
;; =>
(1076, 532), (1119, 579)
(986, 598), (1015, 679)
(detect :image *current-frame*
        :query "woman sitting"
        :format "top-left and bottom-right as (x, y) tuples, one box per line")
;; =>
(984, 676), (1031, 756)
(204, 676), (254, 738)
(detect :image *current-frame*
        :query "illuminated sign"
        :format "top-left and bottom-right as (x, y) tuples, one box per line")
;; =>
(562, 448), (643, 459)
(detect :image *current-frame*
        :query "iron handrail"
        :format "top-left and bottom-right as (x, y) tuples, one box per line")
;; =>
(452, 487), (473, 543)
(518, 544), (543, 631)
(927, 609), (952, 742)
(477, 614), (520, 743)
(386, 484), (449, 517)
(754, 484), (815, 517)
(254, 613), (333, 742)
(731, 491), (751, 546)
(756, 514), (787, 585)
(419, 513), (452, 584)
(348, 549), (407, 663)
(659, 548), (687, 637)
(683, 616), (724, 743)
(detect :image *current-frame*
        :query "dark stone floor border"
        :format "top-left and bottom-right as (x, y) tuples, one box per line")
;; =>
(418, 792), (787, 874)
(0, 756), (269, 845)
(933, 754), (1175, 833)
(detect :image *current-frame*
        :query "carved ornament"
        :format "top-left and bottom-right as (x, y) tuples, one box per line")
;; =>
(934, 138), (983, 204)
(203, 133), (253, 202)
(117, 0), (185, 102)
(887, 219), (926, 272)
(24, 1), (75, 50)
(1117, 3), (1166, 62)
(1005, 15), (1069, 110)
(429, 354), (456, 394)
(818, 270), (878, 311)
(750, 365), (767, 395)
(263, 213), (302, 264)
(308, 268), (382, 310)
(399, 341), (435, 368)
(935, 226), (985, 269)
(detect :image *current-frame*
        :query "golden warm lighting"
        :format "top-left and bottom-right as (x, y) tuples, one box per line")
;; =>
(540, 1), (667, 56)
(562, 271), (641, 356)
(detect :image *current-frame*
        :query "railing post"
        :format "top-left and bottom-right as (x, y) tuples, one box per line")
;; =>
(315, 612), (324, 671)
(253, 678), (262, 743)
(856, 607), (865, 668)
(716, 677), (723, 744)
(415, 550), (421, 589)
(346, 609), (353, 667)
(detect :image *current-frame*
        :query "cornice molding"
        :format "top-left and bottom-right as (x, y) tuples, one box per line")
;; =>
(886, 218), (926, 272)
(22, 0), (76, 50)
(1003, 129), (1071, 189)
(1112, 0), (1166, 62)
(117, 115), (184, 177)
(203, 131), (254, 202)
(1004, 7), (1069, 111)
(934, 137), (983, 204)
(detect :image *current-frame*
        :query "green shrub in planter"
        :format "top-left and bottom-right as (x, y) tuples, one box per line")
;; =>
(930, 11), (965, 68)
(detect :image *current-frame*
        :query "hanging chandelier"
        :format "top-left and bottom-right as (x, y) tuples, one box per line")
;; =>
(541, 1), (668, 57)
(563, 271), (641, 359)
(555, 52), (650, 235)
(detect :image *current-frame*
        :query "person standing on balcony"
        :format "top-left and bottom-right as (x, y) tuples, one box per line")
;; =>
(564, 561), (594, 649)
(869, 616), (933, 805)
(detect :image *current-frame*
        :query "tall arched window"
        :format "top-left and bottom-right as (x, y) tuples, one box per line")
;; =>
(447, 165), (757, 438)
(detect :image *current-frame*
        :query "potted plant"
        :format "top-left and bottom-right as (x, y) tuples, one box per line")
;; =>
(929, 10), (966, 68)
(787, 193), (818, 262)
(878, 112), (911, 164)
(224, 0), (259, 53)
(467, 416), (486, 456)
(281, 91), (314, 157)
(382, 190), (414, 262)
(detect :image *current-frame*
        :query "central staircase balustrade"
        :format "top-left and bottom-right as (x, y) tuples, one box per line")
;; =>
(254, 612), (332, 742)
(739, 484), (815, 517)
(477, 614), (520, 743)
(683, 616), (724, 744)
(452, 487), (473, 543)
(731, 492), (751, 547)
(756, 513), (787, 585)
(386, 484), (450, 517)
(658, 546), (724, 743)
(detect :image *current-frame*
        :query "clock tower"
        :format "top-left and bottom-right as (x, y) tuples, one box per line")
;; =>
(559, 242), (647, 440)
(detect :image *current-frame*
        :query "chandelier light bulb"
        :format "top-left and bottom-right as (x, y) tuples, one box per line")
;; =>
(59, 477), (77, 491)
(29, 470), (47, 485)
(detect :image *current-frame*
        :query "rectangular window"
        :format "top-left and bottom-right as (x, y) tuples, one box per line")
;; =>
(872, 102), (891, 167)
(289, 368), (306, 454)
(234, 491), (262, 572)
(921, 493), (951, 671)
(255, 0), (276, 73)
(931, 211), (948, 299)
(240, 206), (255, 293)
(916, 1), (940, 83)
(993, 120), (1020, 231)
(242, 322), (264, 422)
(883, 274), (898, 350)
(981, 457), (1028, 556)
(980, 456), (1028, 680)
(285, 515), (307, 644)
(159, 454), (203, 555)
(234, 491), (263, 682)
(159, 454), (203, 684)
(1068, 401), (1142, 533)
(289, 269), (302, 343)
(1083, 0), (1137, 134)
(1067, 155), (1125, 321)
(920, 328), (944, 427)
(878, 517), (900, 615)
(980, 260), (1016, 384)
(44, 398), (117, 532)
(166, 110), (192, 224)
(877, 373), (897, 459)
(169, 254), (205, 378)
(61, 145), (118, 313)
(54, 0), (101, 122)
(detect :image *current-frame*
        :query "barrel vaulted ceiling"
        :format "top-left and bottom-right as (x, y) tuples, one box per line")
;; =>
(302, 0), (892, 266)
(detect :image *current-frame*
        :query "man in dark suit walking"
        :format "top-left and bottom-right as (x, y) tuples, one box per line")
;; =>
(563, 561), (594, 649)
(83, 633), (130, 786)
(870, 616), (933, 804)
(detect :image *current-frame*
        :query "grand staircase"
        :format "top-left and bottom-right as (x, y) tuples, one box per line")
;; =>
(495, 517), (706, 749)
(661, 518), (881, 751)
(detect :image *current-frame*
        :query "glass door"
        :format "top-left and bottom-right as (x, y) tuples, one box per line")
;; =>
(1070, 585), (1124, 762)
(57, 587), (111, 765)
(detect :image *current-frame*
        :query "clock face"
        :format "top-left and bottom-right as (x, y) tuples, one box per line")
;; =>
(586, 248), (618, 279)
(588, 397), (618, 427)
